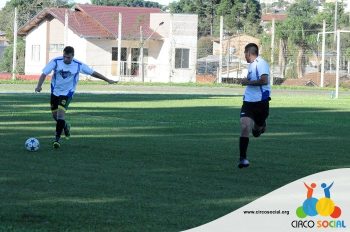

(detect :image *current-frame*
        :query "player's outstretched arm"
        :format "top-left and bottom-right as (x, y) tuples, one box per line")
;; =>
(35, 73), (47, 92)
(91, 71), (118, 84)
(241, 74), (268, 86)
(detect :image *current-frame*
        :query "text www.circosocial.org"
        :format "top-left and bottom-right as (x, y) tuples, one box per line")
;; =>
(243, 210), (290, 215)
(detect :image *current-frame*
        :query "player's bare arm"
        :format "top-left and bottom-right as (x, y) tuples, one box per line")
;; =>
(91, 71), (118, 84)
(35, 73), (47, 92)
(241, 74), (268, 86)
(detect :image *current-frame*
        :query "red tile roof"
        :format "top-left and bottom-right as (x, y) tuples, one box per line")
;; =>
(261, 14), (287, 22)
(18, 4), (163, 40)
(76, 4), (162, 39)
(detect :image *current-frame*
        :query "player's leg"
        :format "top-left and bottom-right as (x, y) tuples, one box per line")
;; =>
(53, 96), (71, 148)
(252, 101), (269, 137)
(50, 94), (58, 122)
(53, 109), (65, 148)
(50, 94), (61, 148)
(238, 101), (254, 168)
(239, 116), (253, 168)
(62, 97), (72, 139)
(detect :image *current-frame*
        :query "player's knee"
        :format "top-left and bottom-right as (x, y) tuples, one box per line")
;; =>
(56, 111), (65, 120)
(241, 123), (250, 133)
(57, 115), (65, 120)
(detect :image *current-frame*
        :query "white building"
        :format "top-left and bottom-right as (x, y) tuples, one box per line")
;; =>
(18, 4), (198, 83)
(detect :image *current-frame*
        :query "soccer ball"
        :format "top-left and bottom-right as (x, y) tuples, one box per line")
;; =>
(25, 138), (40, 152)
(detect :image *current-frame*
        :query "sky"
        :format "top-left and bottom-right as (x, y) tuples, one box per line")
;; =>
(0, 0), (177, 9)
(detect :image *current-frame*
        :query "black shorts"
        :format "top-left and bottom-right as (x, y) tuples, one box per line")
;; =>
(50, 94), (72, 112)
(240, 99), (270, 126)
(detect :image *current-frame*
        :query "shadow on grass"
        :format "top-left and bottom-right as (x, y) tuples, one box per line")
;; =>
(0, 93), (349, 232)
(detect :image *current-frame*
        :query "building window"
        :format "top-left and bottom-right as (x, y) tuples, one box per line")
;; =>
(49, 44), (64, 52)
(31, 45), (40, 62)
(175, 48), (190, 69)
(112, 47), (127, 61)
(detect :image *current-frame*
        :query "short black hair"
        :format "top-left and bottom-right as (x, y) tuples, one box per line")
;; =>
(245, 43), (259, 56)
(63, 46), (74, 56)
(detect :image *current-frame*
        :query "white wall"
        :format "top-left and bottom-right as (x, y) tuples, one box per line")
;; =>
(85, 39), (141, 80)
(150, 13), (198, 83)
(24, 12), (198, 83)
(24, 21), (49, 74)
(85, 38), (114, 79)
(171, 14), (198, 83)
(47, 18), (64, 61)
(25, 18), (87, 75)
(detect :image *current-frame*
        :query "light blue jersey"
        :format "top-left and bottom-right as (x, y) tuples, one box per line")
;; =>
(43, 57), (94, 97)
(243, 56), (271, 102)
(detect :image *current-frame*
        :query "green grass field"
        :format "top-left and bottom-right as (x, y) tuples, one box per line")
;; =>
(1, 90), (349, 231)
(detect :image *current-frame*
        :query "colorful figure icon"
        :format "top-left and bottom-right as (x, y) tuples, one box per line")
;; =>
(304, 182), (317, 199)
(296, 182), (341, 219)
(321, 182), (334, 198)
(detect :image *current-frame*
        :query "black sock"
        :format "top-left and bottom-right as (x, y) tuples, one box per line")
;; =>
(56, 119), (65, 140)
(239, 137), (249, 160)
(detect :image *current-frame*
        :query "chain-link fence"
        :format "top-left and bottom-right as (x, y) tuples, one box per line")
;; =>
(266, 30), (350, 88)
(1, 7), (350, 88)
(195, 17), (350, 88)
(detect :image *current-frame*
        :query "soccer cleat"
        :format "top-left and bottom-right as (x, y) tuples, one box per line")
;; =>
(238, 158), (250, 169)
(53, 141), (61, 149)
(64, 123), (71, 140)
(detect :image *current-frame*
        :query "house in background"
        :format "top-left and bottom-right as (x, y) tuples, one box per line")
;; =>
(213, 34), (260, 61)
(260, 13), (287, 33)
(18, 4), (198, 83)
(210, 34), (260, 80)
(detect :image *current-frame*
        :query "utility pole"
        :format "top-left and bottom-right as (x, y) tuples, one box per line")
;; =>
(227, 38), (230, 79)
(219, 16), (223, 83)
(334, 0), (338, 43)
(169, 15), (173, 83)
(321, 20), (326, 88)
(64, 9), (69, 46)
(140, 26), (144, 82)
(12, 7), (17, 80)
(117, 13), (122, 79)
(335, 29), (350, 98)
(335, 30), (340, 99)
(140, 21), (163, 83)
(270, 18), (275, 86)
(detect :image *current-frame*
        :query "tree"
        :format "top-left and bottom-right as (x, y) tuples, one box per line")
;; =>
(314, 2), (350, 73)
(243, 0), (262, 35)
(170, 0), (218, 37)
(171, 0), (262, 37)
(0, 0), (71, 74)
(272, 0), (290, 9)
(281, 0), (319, 78)
(216, 0), (261, 36)
(315, 2), (349, 31)
(0, 39), (25, 73)
(197, 36), (213, 58)
(275, 22), (288, 78)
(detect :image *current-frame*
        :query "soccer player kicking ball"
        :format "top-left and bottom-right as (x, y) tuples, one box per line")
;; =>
(35, 46), (117, 149)
(238, 43), (271, 168)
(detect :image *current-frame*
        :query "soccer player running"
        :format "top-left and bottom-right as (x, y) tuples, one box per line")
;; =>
(238, 43), (271, 168)
(35, 46), (117, 149)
